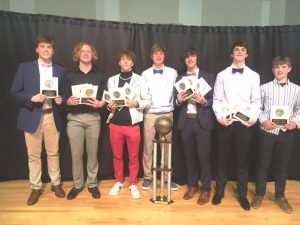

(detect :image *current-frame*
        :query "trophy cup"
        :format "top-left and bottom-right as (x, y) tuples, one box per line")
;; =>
(150, 116), (174, 204)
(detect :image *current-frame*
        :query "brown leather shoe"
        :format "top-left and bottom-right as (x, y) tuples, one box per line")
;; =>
(197, 191), (210, 205)
(51, 183), (65, 198)
(183, 186), (199, 200)
(27, 189), (43, 205)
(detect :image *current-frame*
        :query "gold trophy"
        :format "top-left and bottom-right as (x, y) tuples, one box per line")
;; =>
(150, 116), (174, 204)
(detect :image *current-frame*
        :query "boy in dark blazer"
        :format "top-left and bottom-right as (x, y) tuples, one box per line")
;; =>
(175, 47), (215, 205)
(10, 34), (66, 205)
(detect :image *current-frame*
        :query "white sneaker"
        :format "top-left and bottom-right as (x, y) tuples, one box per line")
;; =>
(109, 182), (123, 196)
(129, 185), (140, 199)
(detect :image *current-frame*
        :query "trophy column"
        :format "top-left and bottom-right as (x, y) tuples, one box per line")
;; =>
(150, 139), (174, 204)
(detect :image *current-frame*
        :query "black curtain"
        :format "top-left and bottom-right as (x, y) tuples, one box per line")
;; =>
(1, 11), (300, 183)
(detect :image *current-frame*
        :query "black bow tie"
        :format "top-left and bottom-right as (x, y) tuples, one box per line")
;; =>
(232, 68), (244, 74)
(153, 69), (163, 74)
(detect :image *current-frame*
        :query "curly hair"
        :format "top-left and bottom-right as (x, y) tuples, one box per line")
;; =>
(72, 42), (98, 63)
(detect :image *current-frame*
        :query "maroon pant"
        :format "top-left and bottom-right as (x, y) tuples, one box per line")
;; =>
(109, 123), (140, 185)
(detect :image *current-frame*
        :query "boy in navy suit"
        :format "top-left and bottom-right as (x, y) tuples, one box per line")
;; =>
(10, 34), (66, 205)
(175, 47), (215, 205)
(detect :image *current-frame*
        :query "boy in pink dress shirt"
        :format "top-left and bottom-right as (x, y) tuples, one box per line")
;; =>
(212, 41), (261, 211)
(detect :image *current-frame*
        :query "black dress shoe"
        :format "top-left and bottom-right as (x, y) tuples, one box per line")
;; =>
(67, 187), (83, 200)
(212, 193), (223, 205)
(27, 189), (43, 205)
(238, 196), (250, 211)
(88, 187), (101, 199)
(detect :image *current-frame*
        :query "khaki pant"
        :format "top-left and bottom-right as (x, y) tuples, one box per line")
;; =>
(67, 113), (100, 189)
(24, 112), (61, 189)
(142, 112), (173, 180)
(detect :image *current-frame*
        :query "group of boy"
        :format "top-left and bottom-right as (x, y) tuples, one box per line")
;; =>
(10, 34), (300, 214)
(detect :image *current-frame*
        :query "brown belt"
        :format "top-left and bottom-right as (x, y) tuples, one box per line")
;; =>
(187, 113), (197, 119)
(43, 109), (53, 114)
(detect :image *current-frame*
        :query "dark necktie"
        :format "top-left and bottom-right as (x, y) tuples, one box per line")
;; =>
(153, 69), (163, 74)
(232, 68), (244, 74)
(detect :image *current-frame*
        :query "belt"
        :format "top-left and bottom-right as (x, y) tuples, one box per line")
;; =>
(43, 109), (53, 114)
(187, 113), (197, 119)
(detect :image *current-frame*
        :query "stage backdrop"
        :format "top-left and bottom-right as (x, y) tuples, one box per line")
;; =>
(1, 11), (300, 184)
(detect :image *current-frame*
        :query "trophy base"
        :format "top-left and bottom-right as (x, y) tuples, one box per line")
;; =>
(150, 196), (174, 205)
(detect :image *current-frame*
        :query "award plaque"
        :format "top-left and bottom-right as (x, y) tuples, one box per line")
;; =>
(40, 77), (58, 98)
(271, 105), (289, 126)
(123, 82), (135, 99)
(218, 104), (233, 120)
(233, 105), (252, 123)
(196, 77), (212, 96)
(80, 85), (98, 104)
(102, 90), (111, 103)
(111, 88), (126, 107)
(175, 79), (194, 99)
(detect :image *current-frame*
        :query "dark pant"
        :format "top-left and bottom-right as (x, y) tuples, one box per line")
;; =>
(255, 129), (294, 198)
(215, 122), (253, 197)
(180, 119), (212, 192)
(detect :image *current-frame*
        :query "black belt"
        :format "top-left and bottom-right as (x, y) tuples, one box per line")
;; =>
(43, 109), (52, 114)
(187, 113), (197, 119)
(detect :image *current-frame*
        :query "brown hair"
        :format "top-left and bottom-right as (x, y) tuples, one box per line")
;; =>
(230, 41), (249, 54)
(181, 47), (201, 64)
(36, 34), (55, 48)
(150, 43), (166, 55)
(72, 42), (98, 62)
(272, 56), (291, 67)
(118, 50), (136, 63)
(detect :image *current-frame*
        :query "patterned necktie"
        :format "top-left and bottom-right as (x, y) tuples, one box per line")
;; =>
(232, 68), (244, 74)
(153, 69), (163, 74)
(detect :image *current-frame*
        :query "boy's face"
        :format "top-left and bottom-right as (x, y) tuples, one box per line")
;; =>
(79, 44), (93, 64)
(36, 42), (54, 62)
(272, 64), (291, 82)
(119, 55), (134, 72)
(151, 51), (165, 67)
(185, 54), (198, 70)
(231, 46), (248, 63)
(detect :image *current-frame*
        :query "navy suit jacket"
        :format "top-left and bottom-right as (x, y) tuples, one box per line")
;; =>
(10, 60), (66, 133)
(175, 70), (215, 131)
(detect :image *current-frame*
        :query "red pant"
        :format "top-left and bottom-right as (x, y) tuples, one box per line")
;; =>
(109, 123), (140, 185)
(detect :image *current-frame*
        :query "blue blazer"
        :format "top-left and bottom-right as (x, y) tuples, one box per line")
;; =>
(10, 60), (66, 133)
(175, 70), (215, 131)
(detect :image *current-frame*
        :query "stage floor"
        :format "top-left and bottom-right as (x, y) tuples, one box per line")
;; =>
(0, 179), (299, 225)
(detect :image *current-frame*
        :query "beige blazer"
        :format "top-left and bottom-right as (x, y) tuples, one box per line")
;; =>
(107, 73), (151, 124)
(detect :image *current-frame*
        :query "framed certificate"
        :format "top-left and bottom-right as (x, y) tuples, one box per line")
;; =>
(40, 76), (58, 98)
(271, 105), (289, 126)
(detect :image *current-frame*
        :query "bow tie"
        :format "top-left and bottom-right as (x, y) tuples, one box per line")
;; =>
(187, 72), (196, 76)
(153, 69), (163, 74)
(232, 68), (244, 74)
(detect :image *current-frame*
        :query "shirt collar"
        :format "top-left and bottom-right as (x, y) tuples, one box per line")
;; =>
(38, 59), (52, 67)
(273, 78), (290, 86)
